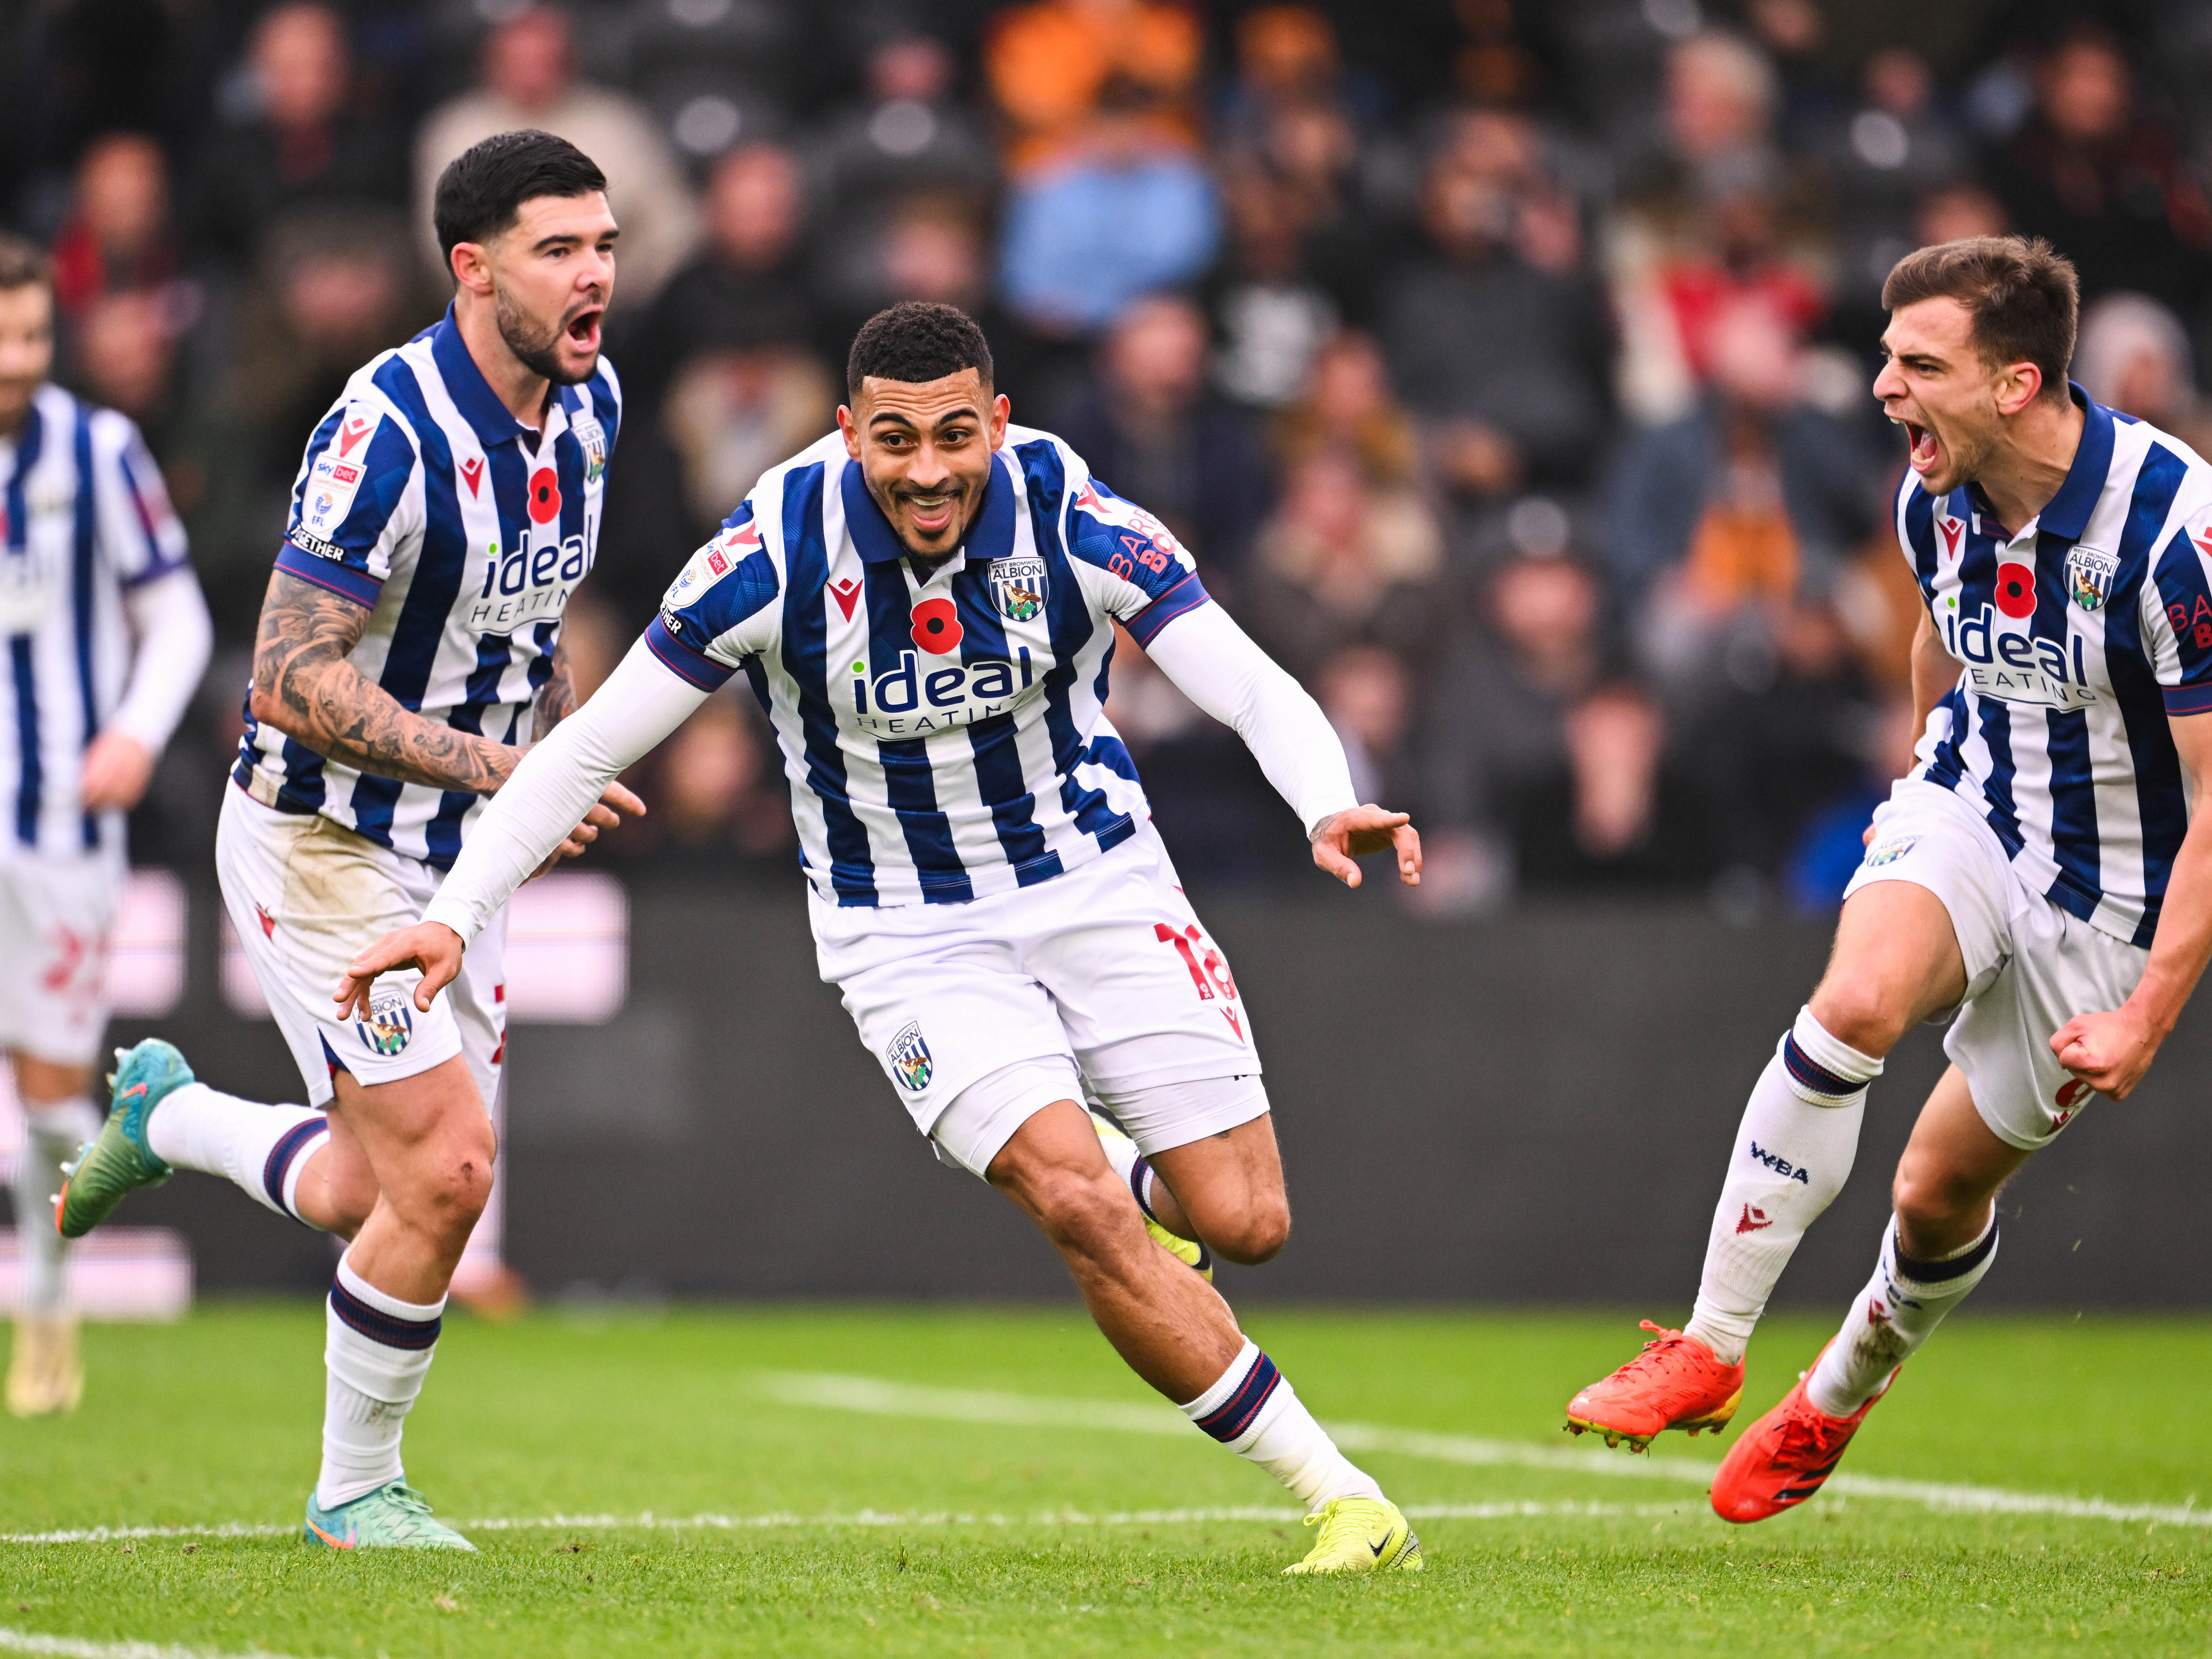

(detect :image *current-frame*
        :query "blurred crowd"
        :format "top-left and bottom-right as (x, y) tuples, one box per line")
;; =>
(9, 0), (2212, 911)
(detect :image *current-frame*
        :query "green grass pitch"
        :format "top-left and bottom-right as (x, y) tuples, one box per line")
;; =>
(2, 1303), (2209, 1656)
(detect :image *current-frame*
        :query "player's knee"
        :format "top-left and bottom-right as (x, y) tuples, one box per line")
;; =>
(1891, 1148), (1977, 1232)
(411, 1127), (496, 1237)
(1025, 1165), (1136, 1258)
(1807, 971), (1907, 1057)
(1203, 1194), (1291, 1265)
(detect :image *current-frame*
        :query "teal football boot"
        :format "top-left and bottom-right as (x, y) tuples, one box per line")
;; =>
(56, 1040), (187, 1239)
(304, 1482), (477, 1551)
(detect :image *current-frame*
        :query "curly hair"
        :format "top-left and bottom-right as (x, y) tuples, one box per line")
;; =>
(846, 301), (994, 398)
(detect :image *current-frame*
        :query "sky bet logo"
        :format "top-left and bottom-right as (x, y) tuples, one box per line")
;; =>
(849, 647), (1038, 735)
(1942, 603), (2098, 710)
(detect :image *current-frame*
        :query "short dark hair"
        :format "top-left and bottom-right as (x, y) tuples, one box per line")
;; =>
(432, 130), (607, 266)
(0, 235), (51, 295)
(1882, 235), (2080, 403)
(846, 302), (993, 398)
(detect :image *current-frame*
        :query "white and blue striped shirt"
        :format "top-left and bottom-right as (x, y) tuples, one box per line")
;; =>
(233, 305), (621, 868)
(1899, 387), (2212, 947)
(0, 383), (190, 861)
(645, 425), (1211, 907)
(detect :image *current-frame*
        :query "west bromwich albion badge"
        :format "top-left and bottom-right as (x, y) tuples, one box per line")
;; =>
(989, 555), (1047, 622)
(2066, 545), (2116, 613)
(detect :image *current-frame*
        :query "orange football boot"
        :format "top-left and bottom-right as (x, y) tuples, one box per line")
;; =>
(1709, 1346), (1893, 1524)
(1564, 1321), (1745, 1451)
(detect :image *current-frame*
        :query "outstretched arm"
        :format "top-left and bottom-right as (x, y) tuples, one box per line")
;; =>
(1139, 604), (1421, 888)
(80, 569), (215, 811)
(336, 637), (709, 1016)
(2050, 710), (2212, 1098)
(251, 568), (519, 793)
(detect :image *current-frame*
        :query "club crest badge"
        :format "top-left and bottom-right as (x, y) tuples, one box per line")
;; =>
(359, 987), (414, 1057)
(572, 417), (608, 485)
(887, 1020), (933, 1092)
(1863, 835), (1918, 869)
(989, 555), (1047, 622)
(2065, 545), (2116, 613)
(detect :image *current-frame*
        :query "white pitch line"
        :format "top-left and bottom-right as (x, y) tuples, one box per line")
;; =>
(754, 1370), (2212, 1530)
(0, 1630), (313, 1659)
(0, 1500), (1694, 1549)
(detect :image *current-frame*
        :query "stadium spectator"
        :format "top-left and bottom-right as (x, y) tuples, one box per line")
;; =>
(1378, 111), (1609, 501)
(1269, 329), (1420, 487)
(1317, 643), (1419, 834)
(1606, 296), (1877, 632)
(1420, 549), (1611, 902)
(983, 0), (1205, 177)
(816, 35), (997, 230)
(1239, 448), (1446, 684)
(1983, 23), (2212, 316)
(2075, 290), (2212, 454)
(617, 141), (819, 418)
(1202, 167), (1341, 410)
(414, 4), (698, 299)
(1819, 48), (1971, 345)
(997, 81), (1220, 339)
(1048, 293), (1272, 586)
(186, 3), (408, 271)
(1501, 681), (1709, 893)
(50, 134), (178, 315)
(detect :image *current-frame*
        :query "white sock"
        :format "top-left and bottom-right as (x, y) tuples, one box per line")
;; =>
(146, 1083), (331, 1226)
(318, 1253), (444, 1509)
(1179, 1339), (1382, 1512)
(1806, 1212), (1999, 1416)
(1685, 1007), (1880, 1366)
(15, 1099), (100, 1312)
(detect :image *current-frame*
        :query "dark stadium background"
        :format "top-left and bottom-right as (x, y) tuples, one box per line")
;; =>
(6, 0), (2212, 1308)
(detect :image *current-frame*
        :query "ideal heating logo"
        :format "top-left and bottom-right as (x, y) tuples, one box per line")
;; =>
(1942, 604), (2099, 709)
(848, 648), (1038, 734)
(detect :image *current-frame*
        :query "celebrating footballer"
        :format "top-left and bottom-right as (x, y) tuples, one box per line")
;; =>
(339, 299), (1428, 1575)
(1567, 235), (2212, 1521)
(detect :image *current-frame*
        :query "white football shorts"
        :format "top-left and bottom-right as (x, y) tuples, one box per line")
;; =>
(813, 822), (1266, 1174)
(0, 849), (123, 1068)
(1845, 777), (2148, 1149)
(216, 784), (507, 1110)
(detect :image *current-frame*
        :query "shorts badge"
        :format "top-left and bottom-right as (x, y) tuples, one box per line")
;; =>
(989, 555), (1047, 622)
(359, 987), (414, 1057)
(887, 1020), (933, 1092)
(1863, 836), (1918, 869)
(2066, 545), (2116, 613)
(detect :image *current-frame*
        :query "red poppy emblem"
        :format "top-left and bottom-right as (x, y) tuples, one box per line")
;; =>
(911, 596), (962, 654)
(1994, 562), (2036, 618)
(527, 467), (562, 525)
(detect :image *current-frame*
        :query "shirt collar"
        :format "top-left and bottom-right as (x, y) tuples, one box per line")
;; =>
(429, 304), (548, 451)
(2032, 381), (2112, 544)
(839, 450), (1015, 566)
(1958, 383), (2112, 545)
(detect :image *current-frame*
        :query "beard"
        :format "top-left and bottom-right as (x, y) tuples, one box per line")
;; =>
(495, 285), (594, 386)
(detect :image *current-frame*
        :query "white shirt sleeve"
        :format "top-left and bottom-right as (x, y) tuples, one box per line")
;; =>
(106, 568), (213, 752)
(1138, 602), (1361, 836)
(420, 637), (711, 943)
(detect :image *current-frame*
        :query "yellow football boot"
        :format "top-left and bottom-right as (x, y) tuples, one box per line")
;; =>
(1283, 1496), (1423, 1575)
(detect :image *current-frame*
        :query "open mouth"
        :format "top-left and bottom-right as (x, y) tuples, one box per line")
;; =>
(1901, 418), (1941, 472)
(901, 488), (960, 537)
(564, 305), (604, 353)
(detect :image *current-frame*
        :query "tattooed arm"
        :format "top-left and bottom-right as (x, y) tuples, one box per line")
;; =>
(532, 637), (579, 738)
(249, 569), (520, 793)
